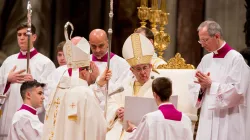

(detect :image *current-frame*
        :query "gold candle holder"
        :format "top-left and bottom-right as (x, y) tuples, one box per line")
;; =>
(137, 6), (149, 27)
(154, 10), (170, 58)
(149, 9), (160, 35)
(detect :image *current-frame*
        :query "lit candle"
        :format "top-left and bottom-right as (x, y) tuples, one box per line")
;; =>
(160, 0), (167, 13)
(151, 0), (158, 10)
(141, 0), (148, 7)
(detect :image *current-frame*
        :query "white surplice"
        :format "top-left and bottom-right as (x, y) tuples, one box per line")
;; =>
(106, 72), (159, 140)
(189, 43), (250, 140)
(42, 74), (107, 140)
(126, 107), (193, 140)
(7, 104), (43, 140)
(0, 50), (55, 140)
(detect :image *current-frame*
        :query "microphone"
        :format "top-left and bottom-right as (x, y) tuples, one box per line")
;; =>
(108, 87), (124, 97)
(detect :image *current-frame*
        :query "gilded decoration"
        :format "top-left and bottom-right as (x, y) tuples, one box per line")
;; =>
(157, 53), (195, 69)
(137, 0), (170, 59)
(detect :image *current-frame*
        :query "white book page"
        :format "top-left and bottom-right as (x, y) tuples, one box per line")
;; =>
(123, 95), (178, 129)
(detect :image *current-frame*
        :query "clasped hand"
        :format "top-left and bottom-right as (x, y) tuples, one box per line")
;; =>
(194, 71), (211, 90)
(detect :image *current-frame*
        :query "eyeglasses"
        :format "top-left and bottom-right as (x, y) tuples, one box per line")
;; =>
(79, 67), (93, 73)
(132, 65), (150, 72)
(198, 37), (211, 44)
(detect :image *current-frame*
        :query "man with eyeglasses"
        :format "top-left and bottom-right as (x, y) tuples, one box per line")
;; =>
(42, 36), (107, 140)
(102, 33), (159, 140)
(189, 20), (250, 140)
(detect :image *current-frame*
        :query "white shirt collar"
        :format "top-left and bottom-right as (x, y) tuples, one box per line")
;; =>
(158, 102), (172, 107)
(24, 104), (37, 111)
(20, 47), (35, 55)
(213, 41), (226, 54)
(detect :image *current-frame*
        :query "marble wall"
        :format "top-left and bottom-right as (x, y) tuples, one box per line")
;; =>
(205, 0), (246, 52)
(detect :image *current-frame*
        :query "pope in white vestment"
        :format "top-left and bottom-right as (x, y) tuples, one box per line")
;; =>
(105, 33), (162, 140)
(0, 23), (55, 140)
(42, 27), (107, 140)
(189, 20), (250, 140)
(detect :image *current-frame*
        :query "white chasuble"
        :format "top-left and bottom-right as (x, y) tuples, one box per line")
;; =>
(106, 72), (159, 140)
(42, 76), (107, 140)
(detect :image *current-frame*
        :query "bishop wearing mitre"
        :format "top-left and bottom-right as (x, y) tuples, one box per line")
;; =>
(42, 25), (107, 140)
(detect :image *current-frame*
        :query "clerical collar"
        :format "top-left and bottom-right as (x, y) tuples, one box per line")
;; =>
(158, 102), (172, 107)
(213, 41), (226, 54)
(18, 48), (38, 59)
(92, 52), (115, 62)
(213, 42), (232, 58)
(19, 104), (37, 115)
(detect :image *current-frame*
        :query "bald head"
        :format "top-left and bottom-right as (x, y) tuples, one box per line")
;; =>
(71, 36), (82, 45)
(89, 29), (109, 58)
(89, 29), (108, 41)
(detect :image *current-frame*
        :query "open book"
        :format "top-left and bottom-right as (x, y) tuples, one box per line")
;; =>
(123, 95), (178, 129)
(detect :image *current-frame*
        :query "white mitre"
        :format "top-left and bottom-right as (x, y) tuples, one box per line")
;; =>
(63, 37), (90, 69)
(122, 33), (154, 67)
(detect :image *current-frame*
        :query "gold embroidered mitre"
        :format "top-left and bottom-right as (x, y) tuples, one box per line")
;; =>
(122, 33), (154, 67)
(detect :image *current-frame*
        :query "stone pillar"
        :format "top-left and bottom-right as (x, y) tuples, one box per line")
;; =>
(205, 0), (246, 52)
(176, 0), (205, 67)
(162, 0), (178, 61)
